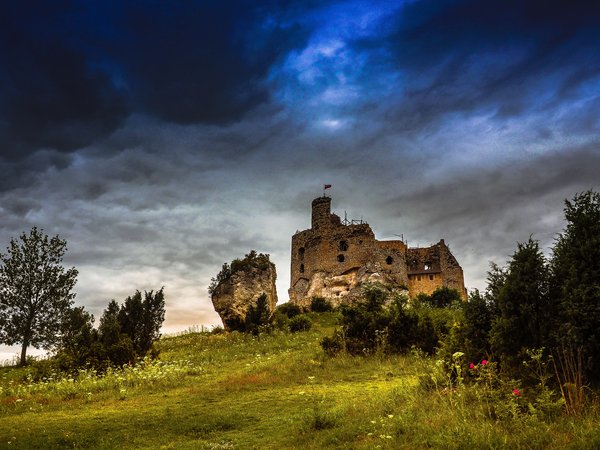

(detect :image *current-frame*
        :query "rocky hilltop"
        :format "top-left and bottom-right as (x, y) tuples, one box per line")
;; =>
(210, 251), (277, 331)
(292, 262), (407, 309)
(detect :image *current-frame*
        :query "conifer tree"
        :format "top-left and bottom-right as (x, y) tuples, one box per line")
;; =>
(490, 237), (550, 370)
(551, 190), (600, 382)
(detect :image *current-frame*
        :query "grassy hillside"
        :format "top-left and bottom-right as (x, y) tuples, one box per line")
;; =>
(1, 312), (599, 449)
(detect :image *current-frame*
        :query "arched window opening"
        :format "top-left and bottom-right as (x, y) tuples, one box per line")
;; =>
(424, 262), (431, 270)
(339, 240), (348, 251)
(337, 254), (345, 263)
(386, 256), (394, 265)
(299, 264), (305, 273)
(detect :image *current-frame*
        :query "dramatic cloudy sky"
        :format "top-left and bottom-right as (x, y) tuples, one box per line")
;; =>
(1, 0), (599, 357)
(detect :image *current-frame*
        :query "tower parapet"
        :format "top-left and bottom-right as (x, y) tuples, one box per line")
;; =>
(311, 196), (332, 230)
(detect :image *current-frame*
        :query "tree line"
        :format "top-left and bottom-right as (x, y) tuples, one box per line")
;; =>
(321, 190), (600, 385)
(0, 227), (165, 369)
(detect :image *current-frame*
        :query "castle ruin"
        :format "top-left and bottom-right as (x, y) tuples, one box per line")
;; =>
(288, 196), (467, 307)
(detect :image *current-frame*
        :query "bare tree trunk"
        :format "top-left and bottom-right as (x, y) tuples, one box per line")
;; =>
(19, 339), (28, 366)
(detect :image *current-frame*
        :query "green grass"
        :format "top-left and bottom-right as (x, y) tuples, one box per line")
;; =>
(1, 312), (599, 449)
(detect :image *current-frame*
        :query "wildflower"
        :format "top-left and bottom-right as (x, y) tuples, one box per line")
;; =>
(481, 359), (488, 366)
(469, 362), (475, 370)
(512, 389), (521, 397)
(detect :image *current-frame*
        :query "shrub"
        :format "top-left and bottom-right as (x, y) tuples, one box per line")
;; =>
(311, 296), (333, 312)
(289, 315), (312, 332)
(209, 251), (271, 295)
(321, 284), (450, 356)
(321, 331), (344, 356)
(277, 302), (302, 318)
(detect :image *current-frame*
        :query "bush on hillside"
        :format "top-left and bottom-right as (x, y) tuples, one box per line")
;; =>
(277, 302), (303, 318)
(289, 315), (312, 332)
(311, 296), (333, 312)
(321, 284), (452, 356)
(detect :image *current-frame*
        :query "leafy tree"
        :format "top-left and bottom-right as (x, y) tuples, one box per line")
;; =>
(0, 227), (78, 366)
(244, 293), (272, 335)
(118, 288), (166, 355)
(490, 237), (550, 372)
(551, 190), (600, 382)
(57, 306), (99, 369)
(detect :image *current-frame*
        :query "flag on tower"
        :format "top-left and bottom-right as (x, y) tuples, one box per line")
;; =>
(324, 184), (332, 189)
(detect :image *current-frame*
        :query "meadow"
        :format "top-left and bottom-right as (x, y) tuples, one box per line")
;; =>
(1, 312), (599, 449)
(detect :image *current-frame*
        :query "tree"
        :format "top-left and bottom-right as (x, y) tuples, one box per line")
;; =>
(118, 288), (165, 355)
(0, 227), (78, 366)
(551, 190), (600, 382)
(490, 237), (550, 372)
(244, 293), (272, 335)
(58, 306), (99, 369)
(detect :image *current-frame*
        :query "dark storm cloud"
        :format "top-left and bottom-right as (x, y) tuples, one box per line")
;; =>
(112, 1), (307, 124)
(349, 0), (600, 131)
(0, 1), (128, 160)
(0, 0), (310, 162)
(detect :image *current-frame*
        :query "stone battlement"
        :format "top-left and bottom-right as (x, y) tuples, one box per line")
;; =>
(289, 196), (466, 307)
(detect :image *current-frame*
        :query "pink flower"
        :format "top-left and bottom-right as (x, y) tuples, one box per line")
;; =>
(512, 389), (521, 397)
(481, 359), (488, 366)
(469, 362), (475, 370)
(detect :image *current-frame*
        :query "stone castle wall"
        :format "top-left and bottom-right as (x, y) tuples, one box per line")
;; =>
(289, 196), (467, 306)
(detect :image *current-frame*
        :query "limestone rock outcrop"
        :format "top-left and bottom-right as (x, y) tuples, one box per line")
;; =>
(292, 262), (408, 309)
(210, 252), (278, 331)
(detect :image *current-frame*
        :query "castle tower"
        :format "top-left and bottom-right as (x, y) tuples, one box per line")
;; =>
(311, 196), (332, 230)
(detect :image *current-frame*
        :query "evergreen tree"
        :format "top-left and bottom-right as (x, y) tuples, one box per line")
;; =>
(460, 289), (495, 361)
(551, 190), (600, 382)
(490, 237), (550, 371)
(0, 227), (78, 366)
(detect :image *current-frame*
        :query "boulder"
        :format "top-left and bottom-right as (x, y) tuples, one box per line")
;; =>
(210, 252), (278, 331)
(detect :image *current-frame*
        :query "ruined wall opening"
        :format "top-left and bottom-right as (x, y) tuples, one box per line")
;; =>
(339, 240), (348, 251)
(300, 264), (305, 273)
(299, 247), (305, 260)
(424, 262), (431, 270)
(386, 256), (394, 265)
(337, 254), (345, 262)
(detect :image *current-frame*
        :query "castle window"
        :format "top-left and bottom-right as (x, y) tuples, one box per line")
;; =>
(386, 256), (394, 265)
(337, 254), (345, 263)
(339, 240), (348, 251)
(424, 262), (431, 270)
(429, 274), (434, 280)
(300, 264), (305, 273)
(417, 275), (422, 281)
(299, 247), (305, 260)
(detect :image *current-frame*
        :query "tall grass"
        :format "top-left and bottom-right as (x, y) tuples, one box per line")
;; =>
(1, 312), (599, 449)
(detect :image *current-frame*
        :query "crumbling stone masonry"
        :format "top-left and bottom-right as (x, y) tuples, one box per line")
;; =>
(288, 196), (467, 308)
